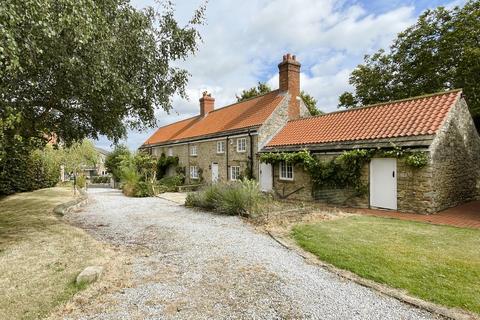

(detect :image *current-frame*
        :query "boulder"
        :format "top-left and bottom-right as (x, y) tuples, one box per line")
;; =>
(76, 266), (103, 285)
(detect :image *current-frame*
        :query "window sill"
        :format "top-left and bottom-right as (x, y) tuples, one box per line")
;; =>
(236, 150), (246, 153)
(279, 178), (294, 182)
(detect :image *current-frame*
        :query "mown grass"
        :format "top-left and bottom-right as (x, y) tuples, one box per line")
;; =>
(0, 188), (109, 320)
(292, 216), (480, 314)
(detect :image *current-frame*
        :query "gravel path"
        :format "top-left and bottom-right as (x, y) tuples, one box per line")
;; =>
(65, 188), (439, 320)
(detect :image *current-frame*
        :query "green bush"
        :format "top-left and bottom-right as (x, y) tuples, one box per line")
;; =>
(76, 175), (86, 188)
(91, 176), (110, 183)
(185, 180), (265, 216)
(134, 181), (154, 197)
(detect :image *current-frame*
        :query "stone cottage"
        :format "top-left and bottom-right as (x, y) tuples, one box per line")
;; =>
(141, 53), (480, 214)
(140, 54), (310, 184)
(261, 89), (480, 213)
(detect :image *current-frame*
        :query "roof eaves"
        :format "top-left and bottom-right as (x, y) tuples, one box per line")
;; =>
(261, 135), (436, 153)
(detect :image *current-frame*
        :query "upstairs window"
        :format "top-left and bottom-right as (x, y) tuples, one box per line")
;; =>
(236, 138), (246, 153)
(168, 147), (173, 157)
(190, 145), (197, 156)
(217, 141), (225, 154)
(279, 161), (294, 181)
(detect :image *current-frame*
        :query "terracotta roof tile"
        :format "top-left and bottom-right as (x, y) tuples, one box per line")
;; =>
(266, 90), (461, 148)
(143, 90), (284, 145)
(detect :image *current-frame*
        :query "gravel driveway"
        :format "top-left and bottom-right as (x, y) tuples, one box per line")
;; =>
(65, 188), (439, 320)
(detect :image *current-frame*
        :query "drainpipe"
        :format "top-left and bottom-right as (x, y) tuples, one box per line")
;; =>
(248, 129), (254, 179)
(187, 143), (190, 184)
(226, 137), (229, 181)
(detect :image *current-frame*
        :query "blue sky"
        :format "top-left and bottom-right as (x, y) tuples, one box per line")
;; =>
(95, 0), (464, 151)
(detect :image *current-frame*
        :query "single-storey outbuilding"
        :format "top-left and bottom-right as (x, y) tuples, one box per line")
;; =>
(260, 89), (480, 214)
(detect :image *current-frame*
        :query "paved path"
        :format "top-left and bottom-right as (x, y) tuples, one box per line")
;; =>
(354, 201), (480, 229)
(65, 188), (439, 320)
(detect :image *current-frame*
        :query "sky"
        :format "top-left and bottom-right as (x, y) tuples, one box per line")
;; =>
(95, 0), (465, 151)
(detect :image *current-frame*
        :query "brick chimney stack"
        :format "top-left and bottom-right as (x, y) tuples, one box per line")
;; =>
(199, 91), (215, 116)
(278, 53), (301, 119)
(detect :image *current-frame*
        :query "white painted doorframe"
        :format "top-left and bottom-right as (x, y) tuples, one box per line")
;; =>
(370, 158), (397, 210)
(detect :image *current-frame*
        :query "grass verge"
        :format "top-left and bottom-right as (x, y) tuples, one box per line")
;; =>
(292, 216), (480, 314)
(0, 187), (109, 320)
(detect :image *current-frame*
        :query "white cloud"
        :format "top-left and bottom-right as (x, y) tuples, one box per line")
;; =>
(97, 0), (432, 150)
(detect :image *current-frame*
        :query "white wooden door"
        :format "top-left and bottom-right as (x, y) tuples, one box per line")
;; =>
(370, 158), (397, 210)
(211, 163), (219, 183)
(259, 163), (273, 192)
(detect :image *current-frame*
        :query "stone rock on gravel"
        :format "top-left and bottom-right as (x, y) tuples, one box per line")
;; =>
(76, 266), (103, 285)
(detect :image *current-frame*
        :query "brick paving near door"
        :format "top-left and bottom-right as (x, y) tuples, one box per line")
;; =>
(353, 201), (480, 229)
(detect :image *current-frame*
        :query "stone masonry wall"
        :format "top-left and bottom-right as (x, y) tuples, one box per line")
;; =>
(429, 98), (480, 211)
(396, 158), (434, 214)
(257, 94), (289, 150)
(152, 134), (258, 185)
(271, 153), (439, 213)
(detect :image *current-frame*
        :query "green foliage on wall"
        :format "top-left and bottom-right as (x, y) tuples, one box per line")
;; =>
(156, 153), (179, 180)
(260, 148), (428, 193)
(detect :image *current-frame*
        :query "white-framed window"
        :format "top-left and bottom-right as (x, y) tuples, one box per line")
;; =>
(217, 141), (225, 154)
(167, 147), (173, 157)
(230, 166), (240, 181)
(236, 138), (246, 152)
(279, 161), (294, 181)
(190, 145), (197, 156)
(190, 166), (199, 179)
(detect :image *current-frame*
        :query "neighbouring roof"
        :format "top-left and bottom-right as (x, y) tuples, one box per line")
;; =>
(265, 90), (462, 149)
(142, 90), (284, 146)
(95, 146), (111, 155)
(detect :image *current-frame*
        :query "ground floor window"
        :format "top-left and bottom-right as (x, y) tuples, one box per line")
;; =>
(230, 166), (240, 181)
(279, 161), (294, 180)
(190, 166), (199, 179)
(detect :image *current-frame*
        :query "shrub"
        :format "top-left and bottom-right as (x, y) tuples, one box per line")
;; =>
(186, 180), (265, 217)
(76, 175), (86, 188)
(91, 176), (110, 184)
(134, 181), (154, 197)
(150, 174), (186, 194)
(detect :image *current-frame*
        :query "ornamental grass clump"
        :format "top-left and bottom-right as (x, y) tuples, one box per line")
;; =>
(186, 179), (265, 217)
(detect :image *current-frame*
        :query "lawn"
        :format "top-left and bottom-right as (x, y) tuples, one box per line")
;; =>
(292, 216), (480, 314)
(0, 188), (110, 320)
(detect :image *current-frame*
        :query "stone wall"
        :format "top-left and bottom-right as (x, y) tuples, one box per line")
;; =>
(152, 134), (258, 185)
(429, 98), (480, 211)
(272, 163), (313, 201)
(396, 158), (434, 213)
(257, 94), (289, 150)
(271, 153), (442, 214)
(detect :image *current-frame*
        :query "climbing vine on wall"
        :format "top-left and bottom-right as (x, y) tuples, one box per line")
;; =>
(260, 147), (428, 192)
(156, 153), (179, 180)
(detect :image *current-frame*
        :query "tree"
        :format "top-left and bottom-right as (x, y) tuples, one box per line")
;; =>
(338, 0), (480, 126)
(300, 91), (323, 116)
(105, 144), (131, 181)
(236, 82), (272, 102)
(61, 139), (99, 175)
(236, 82), (323, 116)
(0, 0), (205, 145)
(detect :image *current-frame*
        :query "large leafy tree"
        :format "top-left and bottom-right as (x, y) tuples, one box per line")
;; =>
(338, 1), (480, 125)
(0, 0), (205, 144)
(236, 82), (323, 116)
